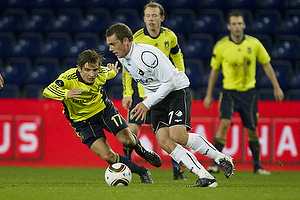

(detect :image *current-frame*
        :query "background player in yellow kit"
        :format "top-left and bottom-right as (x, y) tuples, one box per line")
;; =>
(204, 10), (284, 174)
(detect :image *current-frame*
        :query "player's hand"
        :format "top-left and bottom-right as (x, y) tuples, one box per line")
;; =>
(122, 97), (132, 110)
(203, 95), (213, 110)
(0, 74), (4, 89)
(107, 61), (120, 74)
(67, 89), (84, 98)
(130, 102), (149, 121)
(274, 87), (284, 102)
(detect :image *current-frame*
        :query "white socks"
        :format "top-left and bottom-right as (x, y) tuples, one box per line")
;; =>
(169, 144), (214, 179)
(185, 133), (219, 159)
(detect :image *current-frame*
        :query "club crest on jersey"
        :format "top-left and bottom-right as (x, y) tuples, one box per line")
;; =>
(141, 51), (158, 68)
(164, 41), (170, 50)
(248, 47), (252, 54)
(175, 110), (183, 117)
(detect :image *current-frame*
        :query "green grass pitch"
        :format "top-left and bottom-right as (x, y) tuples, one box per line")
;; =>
(0, 167), (299, 200)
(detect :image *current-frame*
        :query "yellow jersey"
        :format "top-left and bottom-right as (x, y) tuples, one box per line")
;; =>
(43, 67), (116, 122)
(122, 26), (185, 98)
(211, 35), (271, 91)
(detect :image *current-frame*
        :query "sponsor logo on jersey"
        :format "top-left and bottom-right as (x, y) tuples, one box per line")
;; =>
(135, 77), (154, 84)
(55, 80), (64, 87)
(72, 94), (98, 104)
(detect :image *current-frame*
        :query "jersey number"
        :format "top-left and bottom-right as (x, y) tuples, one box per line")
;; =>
(168, 111), (174, 124)
(111, 114), (123, 127)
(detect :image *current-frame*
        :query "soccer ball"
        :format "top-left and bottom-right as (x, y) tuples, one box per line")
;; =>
(105, 163), (132, 186)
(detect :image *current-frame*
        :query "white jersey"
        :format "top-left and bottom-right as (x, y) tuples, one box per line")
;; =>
(118, 43), (190, 108)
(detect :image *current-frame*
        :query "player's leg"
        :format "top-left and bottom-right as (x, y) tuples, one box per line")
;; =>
(150, 90), (190, 180)
(156, 127), (217, 187)
(71, 115), (153, 183)
(123, 96), (142, 161)
(102, 99), (161, 167)
(90, 137), (153, 183)
(117, 127), (162, 167)
(166, 88), (234, 178)
(123, 123), (140, 160)
(240, 88), (270, 175)
(126, 96), (185, 178)
(169, 125), (234, 179)
(246, 127), (272, 175)
(207, 89), (235, 173)
(151, 91), (217, 187)
(123, 96), (148, 161)
(172, 158), (187, 180)
(246, 128), (269, 175)
(167, 127), (187, 180)
(207, 118), (232, 173)
(161, 88), (190, 180)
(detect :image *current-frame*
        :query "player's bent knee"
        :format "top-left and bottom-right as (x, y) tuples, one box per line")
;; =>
(169, 133), (187, 145)
(157, 138), (175, 154)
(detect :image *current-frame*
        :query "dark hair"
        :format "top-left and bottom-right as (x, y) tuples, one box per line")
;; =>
(143, 1), (165, 16)
(77, 49), (104, 68)
(105, 23), (133, 43)
(228, 10), (245, 23)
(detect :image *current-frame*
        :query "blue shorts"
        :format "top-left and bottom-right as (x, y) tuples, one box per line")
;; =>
(151, 88), (192, 134)
(127, 95), (151, 124)
(219, 88), (258, 129)
(70, 100), (128, 148)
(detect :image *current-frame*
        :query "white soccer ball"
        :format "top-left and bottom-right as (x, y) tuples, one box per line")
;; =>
(105, 163), (132, 186)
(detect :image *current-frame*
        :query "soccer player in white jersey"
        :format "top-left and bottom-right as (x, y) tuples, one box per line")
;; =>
(122, 1), (187, 180)
(106, 23), (235, 187)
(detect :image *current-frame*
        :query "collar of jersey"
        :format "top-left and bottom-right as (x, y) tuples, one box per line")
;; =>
(124, 43), (134, 60)
(229, 34), (246, 44)
(143, 27), (163, 39)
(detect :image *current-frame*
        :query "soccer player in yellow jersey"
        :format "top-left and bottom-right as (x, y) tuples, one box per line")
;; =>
(43, 49), (162, 183)
(204, 10), (284, 174)
(121, 1), (187, 180)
